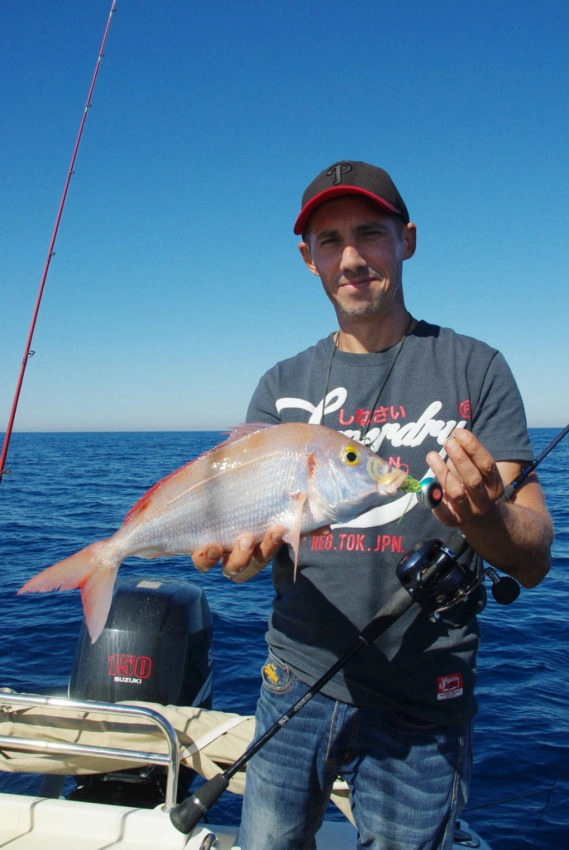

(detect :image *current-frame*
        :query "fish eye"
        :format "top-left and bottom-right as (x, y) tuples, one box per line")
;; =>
(341, 445), (361, 466)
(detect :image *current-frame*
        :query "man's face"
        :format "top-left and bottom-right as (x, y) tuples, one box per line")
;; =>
(299, 196), (416, 323)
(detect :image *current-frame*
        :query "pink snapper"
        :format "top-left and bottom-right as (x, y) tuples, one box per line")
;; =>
(19, 423), (418, 642)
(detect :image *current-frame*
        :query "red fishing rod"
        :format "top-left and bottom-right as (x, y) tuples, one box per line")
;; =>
(0, 0), (118, 484)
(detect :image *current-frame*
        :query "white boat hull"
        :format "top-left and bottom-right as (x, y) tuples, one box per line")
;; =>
(0, 792), (356, 849)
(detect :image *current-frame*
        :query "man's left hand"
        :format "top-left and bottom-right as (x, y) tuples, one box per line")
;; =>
(426, 429), (505, 526)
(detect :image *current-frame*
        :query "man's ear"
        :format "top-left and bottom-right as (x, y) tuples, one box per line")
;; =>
(403, 222), (417, 260)
(298, 241), (320, 276)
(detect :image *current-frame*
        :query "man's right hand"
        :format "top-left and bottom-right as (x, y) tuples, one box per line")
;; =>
(191, 526), (285, 583)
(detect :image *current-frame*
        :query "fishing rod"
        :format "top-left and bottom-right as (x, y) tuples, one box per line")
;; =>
(503, 421), (569, 500)
(170, 422), (568, 835)
(0, 0), (118, 486)
(170, 585), (415, 835)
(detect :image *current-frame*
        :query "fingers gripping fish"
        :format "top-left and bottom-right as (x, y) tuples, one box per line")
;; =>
(19, 423), (438, 642)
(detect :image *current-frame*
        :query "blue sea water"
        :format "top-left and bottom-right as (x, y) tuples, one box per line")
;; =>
(0, 428), (567, 848)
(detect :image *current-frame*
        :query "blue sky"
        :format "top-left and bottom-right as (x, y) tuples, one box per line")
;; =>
(1, 0), (567, 432)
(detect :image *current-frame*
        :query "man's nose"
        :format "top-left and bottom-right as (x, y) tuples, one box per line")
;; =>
(340, 244), (367, 272)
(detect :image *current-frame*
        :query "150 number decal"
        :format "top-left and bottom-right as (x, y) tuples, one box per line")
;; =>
(108, 654), (152, 679)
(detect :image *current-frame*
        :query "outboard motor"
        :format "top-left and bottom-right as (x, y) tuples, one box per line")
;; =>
(67, 577), (213, 807)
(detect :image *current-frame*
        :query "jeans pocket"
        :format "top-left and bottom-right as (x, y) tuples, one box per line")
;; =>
(260, 652), (297, 695)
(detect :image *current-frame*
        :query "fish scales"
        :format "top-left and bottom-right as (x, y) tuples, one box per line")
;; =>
(119, 428), (323, 554)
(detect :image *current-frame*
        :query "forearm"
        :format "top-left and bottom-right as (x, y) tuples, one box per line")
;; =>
(459, 491), (553, 587)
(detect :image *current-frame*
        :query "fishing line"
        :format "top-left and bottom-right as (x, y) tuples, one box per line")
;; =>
(0, 0), (118, 485)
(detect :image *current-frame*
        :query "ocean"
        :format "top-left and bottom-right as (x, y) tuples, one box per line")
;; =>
(0, 428), (567, 848)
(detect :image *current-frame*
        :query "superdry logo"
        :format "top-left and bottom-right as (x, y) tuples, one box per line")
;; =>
(327, 162), (352, 184)
(437, 673), (464, 701)
(276, 394), (466, 453)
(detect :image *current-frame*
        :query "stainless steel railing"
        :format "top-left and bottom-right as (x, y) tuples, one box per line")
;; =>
(0, 691), (181, 811)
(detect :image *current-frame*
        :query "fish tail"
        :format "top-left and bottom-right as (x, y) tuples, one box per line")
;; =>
(18, 540), (119, 643)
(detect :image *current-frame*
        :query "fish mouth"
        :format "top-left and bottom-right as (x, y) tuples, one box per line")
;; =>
(366, 457), (408, 494)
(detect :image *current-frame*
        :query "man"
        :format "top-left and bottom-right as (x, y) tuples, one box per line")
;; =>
(192, 161), (552, 849)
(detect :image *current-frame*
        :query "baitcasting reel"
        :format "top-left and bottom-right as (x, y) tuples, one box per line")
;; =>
(396, 530), (520, 621)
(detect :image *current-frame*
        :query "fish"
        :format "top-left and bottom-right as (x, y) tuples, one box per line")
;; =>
(19, 422), (425, 642)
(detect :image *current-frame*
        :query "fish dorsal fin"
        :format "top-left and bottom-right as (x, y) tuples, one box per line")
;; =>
(222, 422), (275, 444)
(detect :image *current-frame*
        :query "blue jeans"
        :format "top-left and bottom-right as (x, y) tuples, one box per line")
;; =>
(238, 653), (471, 850)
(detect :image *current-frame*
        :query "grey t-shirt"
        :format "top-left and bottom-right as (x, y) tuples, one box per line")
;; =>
(247, 321), (532, 725)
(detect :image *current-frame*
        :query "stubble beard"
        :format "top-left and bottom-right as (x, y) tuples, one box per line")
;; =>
(332, 285), (397, 324)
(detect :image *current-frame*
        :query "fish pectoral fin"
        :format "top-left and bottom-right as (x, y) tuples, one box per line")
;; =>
(283, 492), (308, 581)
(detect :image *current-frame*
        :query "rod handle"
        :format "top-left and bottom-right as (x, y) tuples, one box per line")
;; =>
(170, 773), (229, 834)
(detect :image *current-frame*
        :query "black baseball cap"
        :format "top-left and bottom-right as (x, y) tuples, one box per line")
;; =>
(294, 160), (410, 235)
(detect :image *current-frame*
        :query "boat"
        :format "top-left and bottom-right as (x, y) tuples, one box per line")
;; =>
(0, 576), (492, 849)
